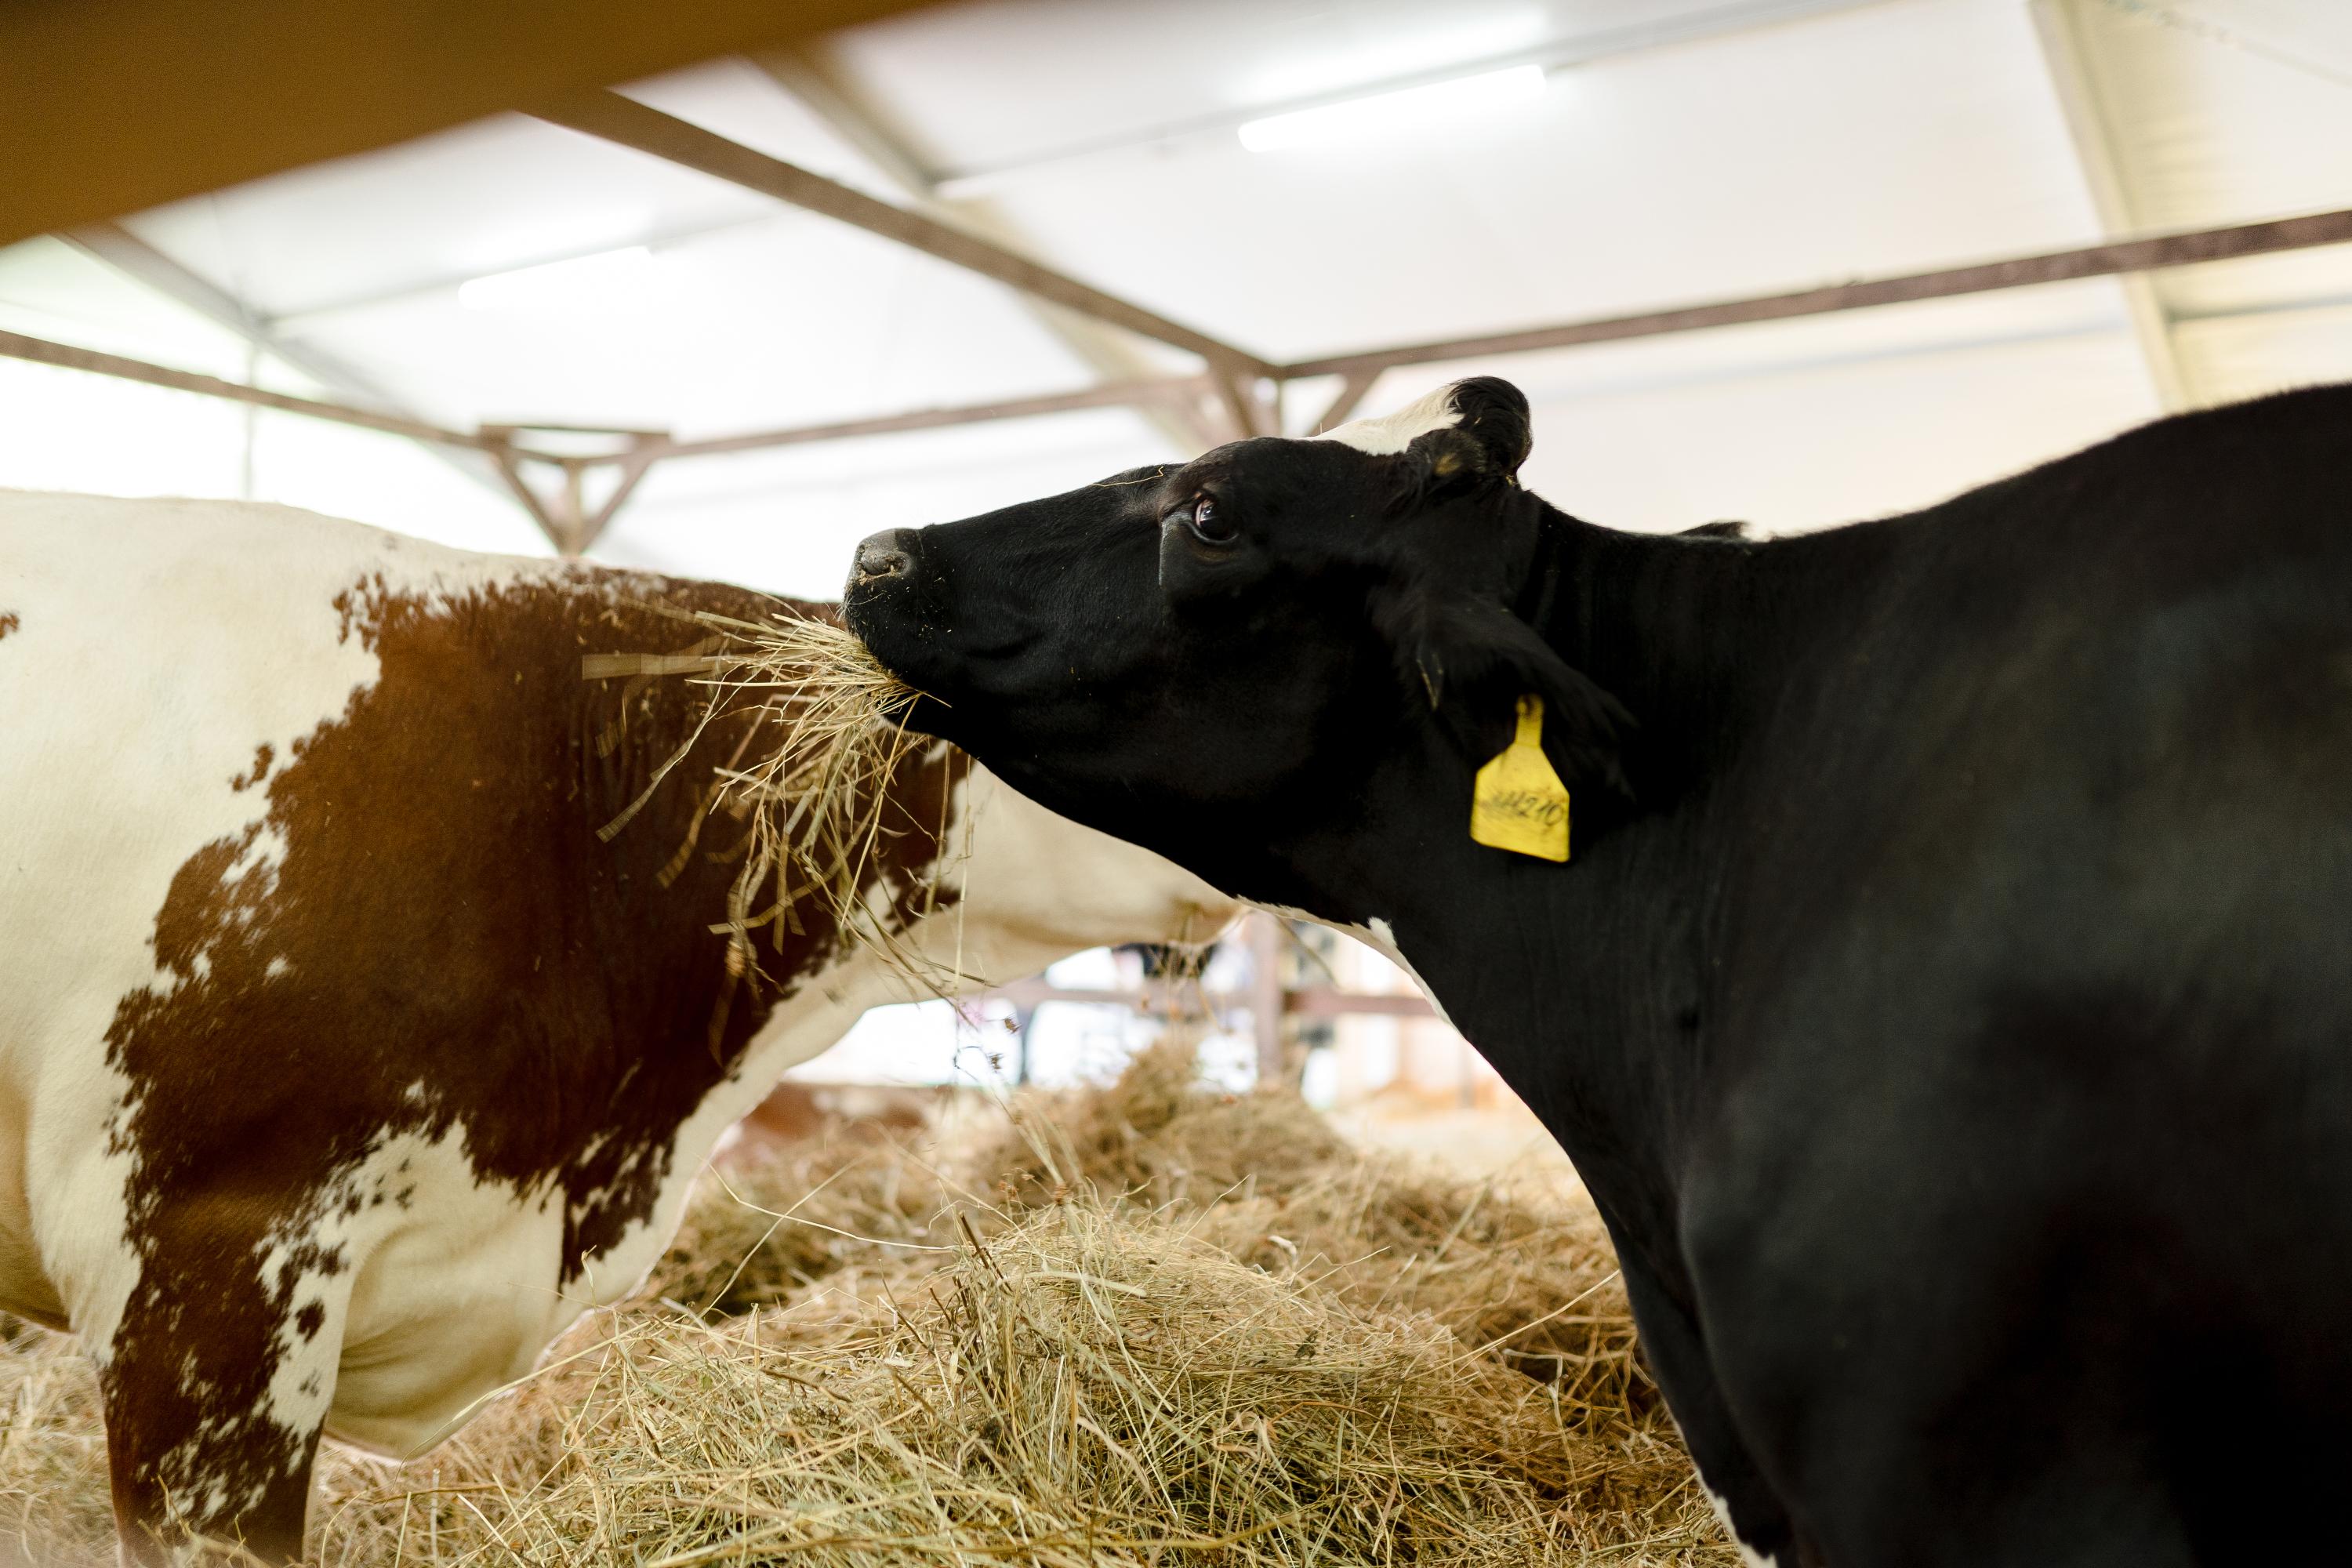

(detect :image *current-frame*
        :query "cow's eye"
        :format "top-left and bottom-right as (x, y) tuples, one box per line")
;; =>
(1185, 495), (1237, 546)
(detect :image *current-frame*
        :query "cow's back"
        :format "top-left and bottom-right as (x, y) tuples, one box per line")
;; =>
(1683, 398), (2352, 1488)
(1710, 389), (2352, 1021)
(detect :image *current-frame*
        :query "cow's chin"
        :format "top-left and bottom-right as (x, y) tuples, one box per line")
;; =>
(839, 583), (893, 647)
(849, 636), (982, 751)
(879, 690), (956, 743)
(845, 597), (1065, 757)
(842, 593), (941, 701)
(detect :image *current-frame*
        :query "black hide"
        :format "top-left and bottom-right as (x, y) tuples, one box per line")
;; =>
(846, 378), (2352, 1566)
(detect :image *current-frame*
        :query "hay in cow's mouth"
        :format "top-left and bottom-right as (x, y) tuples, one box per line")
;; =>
(583, 607), (961, 996)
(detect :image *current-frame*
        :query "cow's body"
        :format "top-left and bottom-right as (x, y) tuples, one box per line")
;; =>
(844, 381), (2352, 1565)
(0, 491), (1233, 1559)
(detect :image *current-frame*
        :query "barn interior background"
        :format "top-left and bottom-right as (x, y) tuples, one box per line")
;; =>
(5, 0), (2350, 1155)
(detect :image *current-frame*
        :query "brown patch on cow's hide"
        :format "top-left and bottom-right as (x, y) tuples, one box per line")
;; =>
(96, 571), (964, 1544)
(0, 611), (19, 641)
(230, 743), (273, 792)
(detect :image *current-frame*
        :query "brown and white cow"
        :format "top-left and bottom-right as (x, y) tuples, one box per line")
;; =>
(0, 489), (1236, 1561)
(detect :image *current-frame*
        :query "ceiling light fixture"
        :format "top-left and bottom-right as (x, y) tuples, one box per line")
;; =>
(1236, 64), (1548, 154)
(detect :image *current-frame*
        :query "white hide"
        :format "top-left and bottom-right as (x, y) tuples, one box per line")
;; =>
(0, 489), (1236, 1465)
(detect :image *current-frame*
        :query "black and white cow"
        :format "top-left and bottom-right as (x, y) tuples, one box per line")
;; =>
(0, 491), (1236, 1560)
(844, 377), (2352, 1566)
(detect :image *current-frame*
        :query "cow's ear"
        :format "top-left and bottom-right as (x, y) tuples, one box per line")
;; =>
(1400, 376), (1534, 497)
(1370, 582), (1632, 797)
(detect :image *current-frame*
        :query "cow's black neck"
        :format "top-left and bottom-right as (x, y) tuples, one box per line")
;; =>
(1276, 498), (1896, 1262)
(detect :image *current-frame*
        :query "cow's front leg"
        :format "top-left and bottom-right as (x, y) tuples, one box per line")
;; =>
(1616, 1245), (1812, 1567)
(96, 1216), (351, 1564)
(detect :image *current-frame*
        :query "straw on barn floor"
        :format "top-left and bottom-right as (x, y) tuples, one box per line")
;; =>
(644, 1131), (957, 1319)
(311, 1200), (1672, 1566)
(0, 1046), (1735, 1566)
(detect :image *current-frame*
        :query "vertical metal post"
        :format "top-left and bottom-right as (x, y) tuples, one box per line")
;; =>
(1311, 368), (1381, 434)
(238, 342), (261, 499)
(1247, 913), (1288, 1089)
(556, 459), (590, 557)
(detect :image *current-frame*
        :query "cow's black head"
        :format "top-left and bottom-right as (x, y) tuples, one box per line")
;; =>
(843, 376), (1628, 901)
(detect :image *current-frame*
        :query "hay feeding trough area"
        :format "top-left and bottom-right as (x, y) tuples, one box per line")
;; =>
(0, 1044), (1733, 1566)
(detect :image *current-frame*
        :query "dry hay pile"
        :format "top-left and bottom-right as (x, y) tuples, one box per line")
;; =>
(976, 1040), (1648, 1400)
(0, 1316), (111, 1563)
(644, 1131), (956, 1319)
(976, 1032), (1357, 1209)
(0, 1048), (1732, 1566)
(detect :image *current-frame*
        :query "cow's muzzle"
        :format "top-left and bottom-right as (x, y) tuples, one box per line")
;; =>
(851, 528), (916, 589)
(844, 527), (933, 695)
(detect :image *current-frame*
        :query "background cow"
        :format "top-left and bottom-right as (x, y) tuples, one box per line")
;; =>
(844, 378), (2352, 1566)
(0, 490), (1236, 1561)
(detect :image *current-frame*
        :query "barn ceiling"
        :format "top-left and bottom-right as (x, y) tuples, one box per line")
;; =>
(2, 0), (2347, 597)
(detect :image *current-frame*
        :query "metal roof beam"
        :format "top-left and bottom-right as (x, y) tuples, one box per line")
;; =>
(1283, 208), (2352, 382)
(490, 441), (662, 557)
(0, 326), (492, 448)
(751, 48), (1228, 456)
(0, 325), (641, 554)
(13, 208), (2352, 493)
(532, 89), (1278, 383)
(64, 221), (522, 505)
(1308, 370), (1384, 435)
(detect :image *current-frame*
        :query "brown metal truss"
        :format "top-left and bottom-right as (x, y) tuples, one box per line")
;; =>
(9, 191), (2351, 554)
(1282, 208), (2352, 380)
(483, 427), (670, 557)
(536, 90), (1279, 382)
(532, 89), (1280, 445)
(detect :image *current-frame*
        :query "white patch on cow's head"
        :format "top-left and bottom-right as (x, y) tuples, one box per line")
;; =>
(1315, 384), (1463, 456)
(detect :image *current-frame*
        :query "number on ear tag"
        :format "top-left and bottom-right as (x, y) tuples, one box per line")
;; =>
(1470, 695), (1570, 862)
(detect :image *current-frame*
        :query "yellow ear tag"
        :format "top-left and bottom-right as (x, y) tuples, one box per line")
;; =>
(1471, 695), (1571, 862)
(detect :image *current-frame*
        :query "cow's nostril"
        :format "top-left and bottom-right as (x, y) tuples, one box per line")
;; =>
(854, 532), (915, 584)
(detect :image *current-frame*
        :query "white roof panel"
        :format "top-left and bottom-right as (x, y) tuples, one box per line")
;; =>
(0, 0), (2343, 593)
